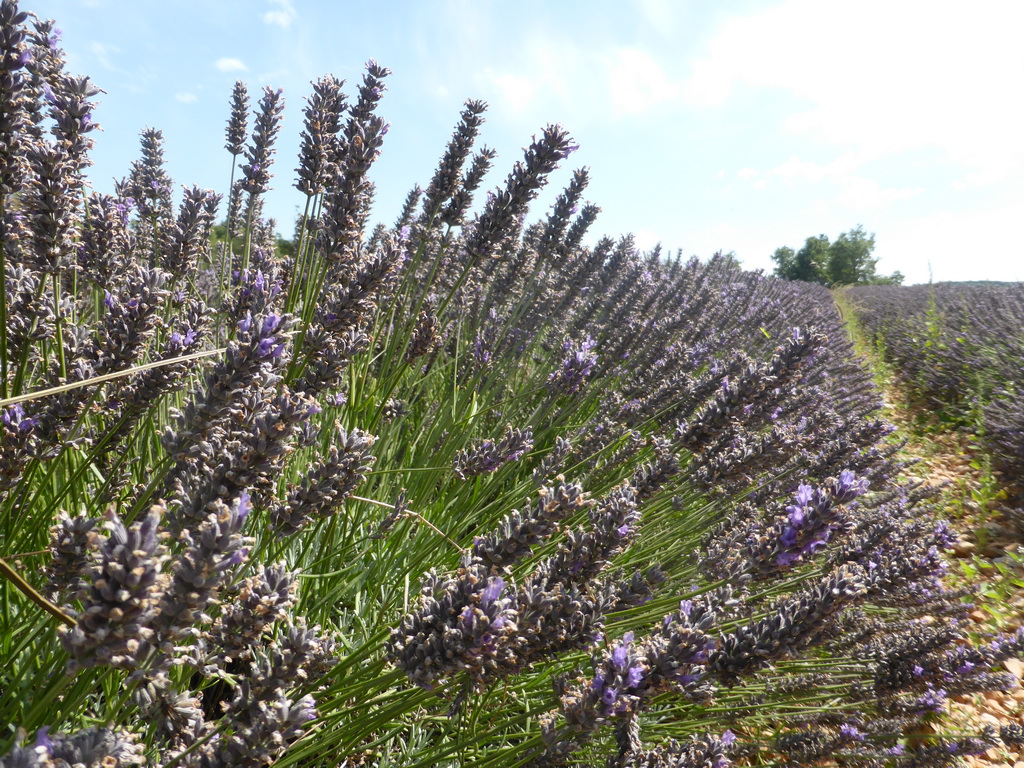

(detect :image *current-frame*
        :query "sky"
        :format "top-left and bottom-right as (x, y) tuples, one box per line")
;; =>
(27, 0), (1024, 285)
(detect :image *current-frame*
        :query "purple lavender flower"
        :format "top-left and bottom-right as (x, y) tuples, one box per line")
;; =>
(225, 79), (249, 156)
(60, 506), (167, 673)
(548, 335), (598, 395)
(453, 425), (533, 480)
(240, 86), (285, 197)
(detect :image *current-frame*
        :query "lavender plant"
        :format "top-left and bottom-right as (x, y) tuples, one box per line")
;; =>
(0, 3), (1020, 767)
(848, 282), (1024, 518)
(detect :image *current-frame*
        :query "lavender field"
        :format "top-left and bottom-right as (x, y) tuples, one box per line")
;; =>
(847, 283), (1024, 519)
(2, 2), (1024, 767)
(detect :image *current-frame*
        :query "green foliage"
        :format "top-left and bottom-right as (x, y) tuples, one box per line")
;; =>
(772, 225), (903, 287)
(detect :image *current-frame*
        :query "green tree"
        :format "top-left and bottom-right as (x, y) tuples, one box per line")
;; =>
(771, 234), (829, 284)
(771, 225), (903, 286)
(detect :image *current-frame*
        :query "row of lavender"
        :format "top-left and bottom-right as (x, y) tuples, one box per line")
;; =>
(847, 283), (1024, 504)
(1, 2), (1022, 766)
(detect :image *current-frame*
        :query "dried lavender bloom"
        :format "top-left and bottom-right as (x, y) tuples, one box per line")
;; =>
(207, 562), (298, 663)
(341, 59), (390, 139)
(78, 192), (134, 288)
(537, 168), (588, 259)
(631, 438), (681, 502)
(154, 493), (252, 646)
(513, 570), (670, 679)
(675, 329), (824, 452)
(162, 310), (292, 468)
(0, 726), (145, 768)
(561, 202), (601, 255)
(295, 235), (404, 393)
(619, 734), (733, 768)
(170, 385), (318, 532)
(471, 481), (590, 569)
(22, 138), (80, 273)
(405, 309), (439, 363)
(453, 425), (534, 480)
(373, 489), (409, 539)
(96, 298), (208, 454)
(162, 185), (220, 278)
(708, 567), (866, 685)
(90, 264), (170, 371)
(59, 505), (167, 674)
(387, 564), (518, 690)
(270, 425), (376, 536)
(394, 184), (422, 232)
(439, 145), (497, 228)
(532, 436), (573, 484)
(307, 61), (391, 262)
(21, 16), (65, 139)
(3, 255), (55, 371)
(464, 123), (578, 259)
(25, 262), (171, 444)
(317, 113), (388, 260)
(203, 686), (317, 768)
(530, 483), (639, 591)
(608, 567), (666, 612)
(773, 729), (845, 765)
(225, 178), (245, 236)
(294, 324), (369, 398)
(295, 74), (346, 197)
(239, 86), (285, 198)
(381, 397), (407, 422)
(1000, 724), (1024, 747)
(225, 79), (249, 156)
(746, 470), (869, 578)
(45, 73), (100, 168)
(118, 127), (173, 222)
(548, 335), (597, 396)
(248, 618), (338, 693)
(130, 673), (209, 747)
(44, 511), (98, 602)
(0, 0), (31, 196)
(0, 401), (39, 492)
(421, 98), (487, 221)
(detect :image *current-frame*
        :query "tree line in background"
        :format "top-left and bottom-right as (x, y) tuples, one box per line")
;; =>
(771, 225), (904, 286)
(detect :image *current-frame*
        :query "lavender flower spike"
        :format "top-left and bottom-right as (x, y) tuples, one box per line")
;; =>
(453, 425), (534, 480)
(60, 505), (168, 674)
(225, 79), (249, 156)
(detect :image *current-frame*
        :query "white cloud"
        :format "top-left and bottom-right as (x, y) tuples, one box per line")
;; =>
(215, 58), (248, 73)
(736, 167), (758, 180)
(470, 34), (597, 126)
(766, 153), (867, 184)
(606, 47), (679, 116)
(878, 195), (1024, 284)
(634, 0), (675, 33)
(486, 72), (537, 113)
(754, 153), (923, 211)
(683, 0), (1024, 182)
(175, 93), (198, 103)
(834, 178), (923, 211)
(262, 0), (297, 27)
(632, 229), (662, 252)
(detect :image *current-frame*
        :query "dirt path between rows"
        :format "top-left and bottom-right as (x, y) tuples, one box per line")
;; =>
(837, 295), (1024, 767)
